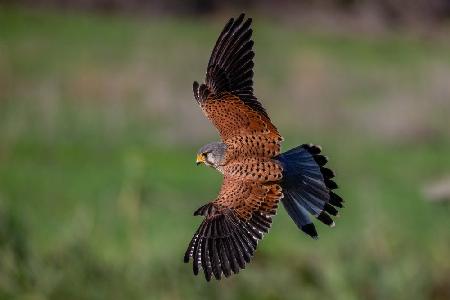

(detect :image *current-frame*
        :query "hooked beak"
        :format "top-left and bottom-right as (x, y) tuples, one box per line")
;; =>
(196, 153), (205, 166)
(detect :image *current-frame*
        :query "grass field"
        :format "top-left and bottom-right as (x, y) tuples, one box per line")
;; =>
(1, 7), (450, 300)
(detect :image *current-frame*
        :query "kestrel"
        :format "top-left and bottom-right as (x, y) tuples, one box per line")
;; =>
(184, 13), (344, 281)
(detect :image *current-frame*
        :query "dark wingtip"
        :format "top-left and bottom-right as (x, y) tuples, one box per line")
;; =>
(202, 12), (263, 115)
(236, 13), (245, 22)
(241, 15), (252, 27)
(185, 207), (269, 281)
(193, 81), (199, 101)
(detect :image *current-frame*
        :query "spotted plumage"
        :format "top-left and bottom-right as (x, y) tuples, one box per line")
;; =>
(185, 13), (344, 281)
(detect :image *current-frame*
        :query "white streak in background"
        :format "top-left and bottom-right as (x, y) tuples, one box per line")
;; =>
(423, 176), (450, 203)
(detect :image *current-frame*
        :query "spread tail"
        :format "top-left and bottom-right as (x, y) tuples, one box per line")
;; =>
(275, 144), (344, 239)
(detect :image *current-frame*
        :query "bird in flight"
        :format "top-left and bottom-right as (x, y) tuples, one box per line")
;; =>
(184, 13), (344, 281)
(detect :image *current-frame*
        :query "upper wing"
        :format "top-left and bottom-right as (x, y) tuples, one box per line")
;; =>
(194, 13), (262, 115)
(193, 14), (283, 158)
(184, 177), (283, 281)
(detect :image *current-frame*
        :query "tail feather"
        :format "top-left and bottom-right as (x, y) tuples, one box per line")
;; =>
(276, 144), (343, 238)
(329, 191), (344, 208)
(283, 190), (318, 239)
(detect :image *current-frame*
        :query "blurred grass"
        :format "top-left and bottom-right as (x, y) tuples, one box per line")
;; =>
(1, 6), (450, 300)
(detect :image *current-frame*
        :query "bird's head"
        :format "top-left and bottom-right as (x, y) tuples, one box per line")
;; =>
(196, 142), (227, 168)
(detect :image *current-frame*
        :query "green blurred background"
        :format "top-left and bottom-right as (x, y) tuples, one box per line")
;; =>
(1, 1), (450, 299)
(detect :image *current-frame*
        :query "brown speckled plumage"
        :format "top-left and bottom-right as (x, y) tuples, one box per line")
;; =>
(185, 13), (344, 281)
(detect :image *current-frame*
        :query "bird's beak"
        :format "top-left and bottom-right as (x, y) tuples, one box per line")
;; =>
(196, 154), (204, 166)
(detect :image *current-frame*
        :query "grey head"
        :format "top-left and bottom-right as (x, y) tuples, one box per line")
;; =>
(196, 142), (227, 168)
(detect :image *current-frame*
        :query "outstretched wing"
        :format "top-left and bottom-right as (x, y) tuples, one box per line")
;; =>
(193, 13), (283, 158)
(184, 177), (283, 281)
(195, 13), (262, 115)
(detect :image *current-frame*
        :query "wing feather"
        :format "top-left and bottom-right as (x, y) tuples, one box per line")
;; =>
(200, 93), (282, 159)
(184, 177), (283, 280)
(193, 14), (283, 158)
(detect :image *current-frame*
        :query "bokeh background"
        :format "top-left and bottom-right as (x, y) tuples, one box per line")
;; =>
(1, 1), (450, 299)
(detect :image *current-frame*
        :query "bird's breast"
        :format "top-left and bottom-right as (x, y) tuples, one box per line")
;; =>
(221, 158), (283, 182)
